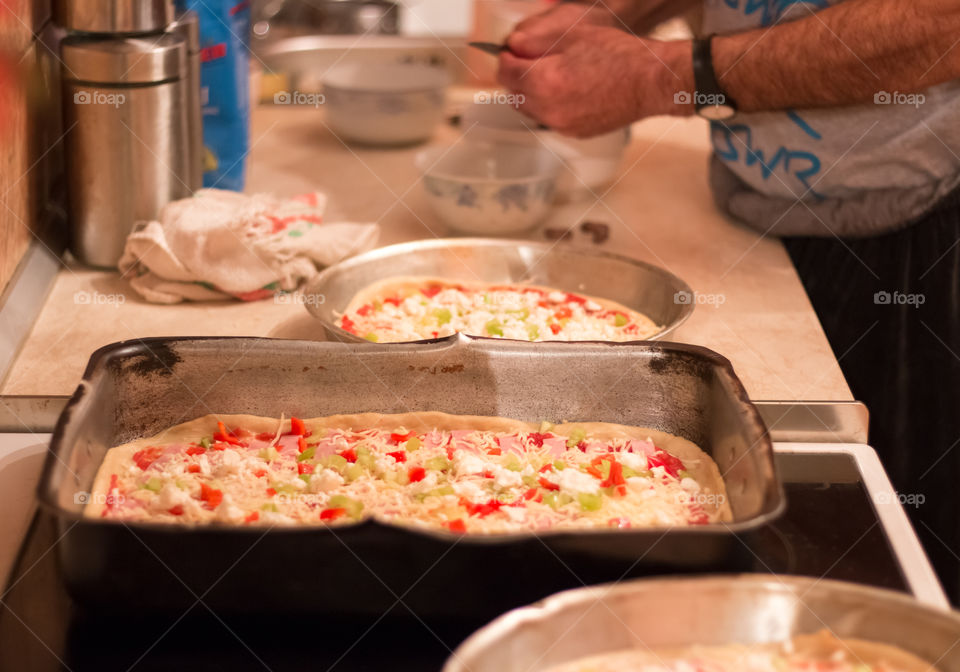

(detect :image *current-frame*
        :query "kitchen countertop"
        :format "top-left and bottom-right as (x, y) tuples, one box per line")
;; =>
(0, 100), (852, 401)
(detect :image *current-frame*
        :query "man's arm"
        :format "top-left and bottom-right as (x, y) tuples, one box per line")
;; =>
(711, 0), (960, 112)
(498, 0), (960, 137)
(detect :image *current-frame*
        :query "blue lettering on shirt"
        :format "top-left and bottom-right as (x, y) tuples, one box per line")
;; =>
(721, 0), (829, 26)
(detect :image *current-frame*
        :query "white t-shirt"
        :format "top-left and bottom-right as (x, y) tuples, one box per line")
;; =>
(702, 0), (960, 236)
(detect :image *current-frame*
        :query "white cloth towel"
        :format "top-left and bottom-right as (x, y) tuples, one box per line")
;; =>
(119, 189), (379, 303)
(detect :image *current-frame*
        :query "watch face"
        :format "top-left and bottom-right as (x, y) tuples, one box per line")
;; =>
(697, 104), (737, 121)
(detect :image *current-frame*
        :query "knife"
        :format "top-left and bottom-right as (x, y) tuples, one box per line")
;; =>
(468, 41), (508, 56)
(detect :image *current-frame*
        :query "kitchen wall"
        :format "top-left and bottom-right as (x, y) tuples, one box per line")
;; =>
(0, 0), (61, 296)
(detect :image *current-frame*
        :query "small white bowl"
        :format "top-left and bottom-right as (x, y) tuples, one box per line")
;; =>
(416, 143), (560, 235)
(322, 63), (449, 146)
(461, 97), (629, 199)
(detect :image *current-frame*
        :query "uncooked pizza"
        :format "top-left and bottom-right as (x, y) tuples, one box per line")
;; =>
(336, 277), (661, 342)
(86, 412), (729, 531)
(545, 631), (938, 672)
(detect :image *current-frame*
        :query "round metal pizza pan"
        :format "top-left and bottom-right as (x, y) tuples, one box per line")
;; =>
(444, 574), (960, 672)
(303, 238), (694, 343)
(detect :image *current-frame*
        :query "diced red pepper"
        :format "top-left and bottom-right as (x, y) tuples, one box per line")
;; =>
(538, 463), (554, 473)
(576, 440), (587, 452)
(297, 436), (308, 453)
(199, 482), (223, 509)
(443, 518), (467, 533)
(550, 323), (562, 335)
(185, 445), (206, 456)
(383, 296), (402, 306)
(528, 432), (550, 448)
(523, 488), (540, 501)
(266, 487), (277, 497)
(244, 511), (259, 523)
(600, 461), (626, 490)
(132, 446), (164, 470)
(356, 304), (373, 317)
(420, 284), (443, 298)
(625, 324), (639, 334)
(256, 432), (275, 441)
(320, 507), (346, 521)
(689, 511), (710, 525)
(586, 465), (604, 479)
(461, 498), (503, 517)
(211, 441), (229, 451)
(168, 505), (184, 516)
(647, 451), (685, 478)
(431, 331), (439, 338)
(297, 462), (314, 475)
(554, 306), (572, 319)
(290, 417), (306, 436)
(390, 431), (414, 444)
(341, 315), (356, 333)
(339, 448), (357, 463)
(608, 517), (631, 529)
(386, 451), (407, 463)
(565, 293), (587, 304)
(538, 477), (559, 491)
(481, 469), (495, 479)
(214, 421), (243, 446)
(487, 447), (502, 456)
(408, 466), (426, 483)
(446, 445), (455, 460)
(254, 469), (267, 478)
(187, 464), (201, 474)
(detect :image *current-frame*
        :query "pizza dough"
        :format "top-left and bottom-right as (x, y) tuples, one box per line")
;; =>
(337, 277), (662, 342)
(546, 631), (938, 672)
(86, 412), (731, 531)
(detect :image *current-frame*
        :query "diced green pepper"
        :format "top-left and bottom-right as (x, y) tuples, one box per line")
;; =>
(364, 332), (379, 342)
(553, 459), (567, 471)
(259, 445), (279, 462)
(328, 495), (364, 518)
(343, 463), (364, 482)
(144, 477), (163, 492)
(324, 454), (348, 471)
(578, 492), (603, 511)
(296, 446), (316, 462)
(426, 456), (451, 472)
(504, 455), (523, 472)
(199, 437), (211, 449)
(542, 492), (559, 509)
(614, 313), (628, 327)
(565, 428), (587, 449)
(405, 437), (421, 452)
(433, 307), (452, 325)
(485, 320), (504, 336)
(299, 474), (311, 484)
(526, 324), (540, 341)
(522, 474), (537, 487)
(425, 484), (455, 498)
(677, 469), (691, 479)
(260, 503), (278, 513)
(539, 420), (554, 433)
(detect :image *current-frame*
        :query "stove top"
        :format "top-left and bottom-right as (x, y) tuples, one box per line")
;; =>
(0, 444), (942, 671)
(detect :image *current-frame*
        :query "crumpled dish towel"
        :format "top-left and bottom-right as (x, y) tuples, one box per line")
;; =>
(118, 188), (379, 303)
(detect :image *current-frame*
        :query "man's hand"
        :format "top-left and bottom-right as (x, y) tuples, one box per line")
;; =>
(497, 23), (693, 137)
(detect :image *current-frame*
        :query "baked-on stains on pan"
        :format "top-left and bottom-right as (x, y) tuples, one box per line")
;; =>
(110, 341), (183, 378)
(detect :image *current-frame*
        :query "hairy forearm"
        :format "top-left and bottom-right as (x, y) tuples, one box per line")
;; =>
(703, 0), (960, 112)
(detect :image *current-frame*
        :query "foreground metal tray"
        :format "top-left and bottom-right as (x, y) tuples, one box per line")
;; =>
(37, 335), (781, 616)
(445, 575), (960, 672)
(303, 238), (695, 343)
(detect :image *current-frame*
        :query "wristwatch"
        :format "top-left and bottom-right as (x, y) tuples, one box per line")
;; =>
(691, 35), (738, 121)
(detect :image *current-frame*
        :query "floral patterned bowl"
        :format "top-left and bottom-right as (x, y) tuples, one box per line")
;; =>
(416, 143), (561, 235)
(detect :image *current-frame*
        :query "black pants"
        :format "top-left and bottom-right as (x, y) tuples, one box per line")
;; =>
(785, 190), (960, 602)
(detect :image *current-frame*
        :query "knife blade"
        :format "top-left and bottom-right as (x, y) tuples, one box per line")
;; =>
(468, 41), (508, 56)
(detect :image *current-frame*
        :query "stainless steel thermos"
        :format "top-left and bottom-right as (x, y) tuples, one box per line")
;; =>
(56, 0), (202, 268)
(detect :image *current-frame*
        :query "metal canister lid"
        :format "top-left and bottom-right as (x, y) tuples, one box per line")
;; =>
(61, 33), (186, 85)
(54, 0), (174, 35)
(169, 10), (200, 56)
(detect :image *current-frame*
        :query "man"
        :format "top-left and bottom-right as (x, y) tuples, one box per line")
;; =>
(499, 1), (960, 599)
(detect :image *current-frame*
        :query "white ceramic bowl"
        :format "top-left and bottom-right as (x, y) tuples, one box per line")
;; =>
(416, 142), (560, 235)
(322, 63), (449, 146)
(461, 97), (629, 199)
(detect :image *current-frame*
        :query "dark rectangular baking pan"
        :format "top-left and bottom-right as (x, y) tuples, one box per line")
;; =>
(37, 335), (783, 619)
